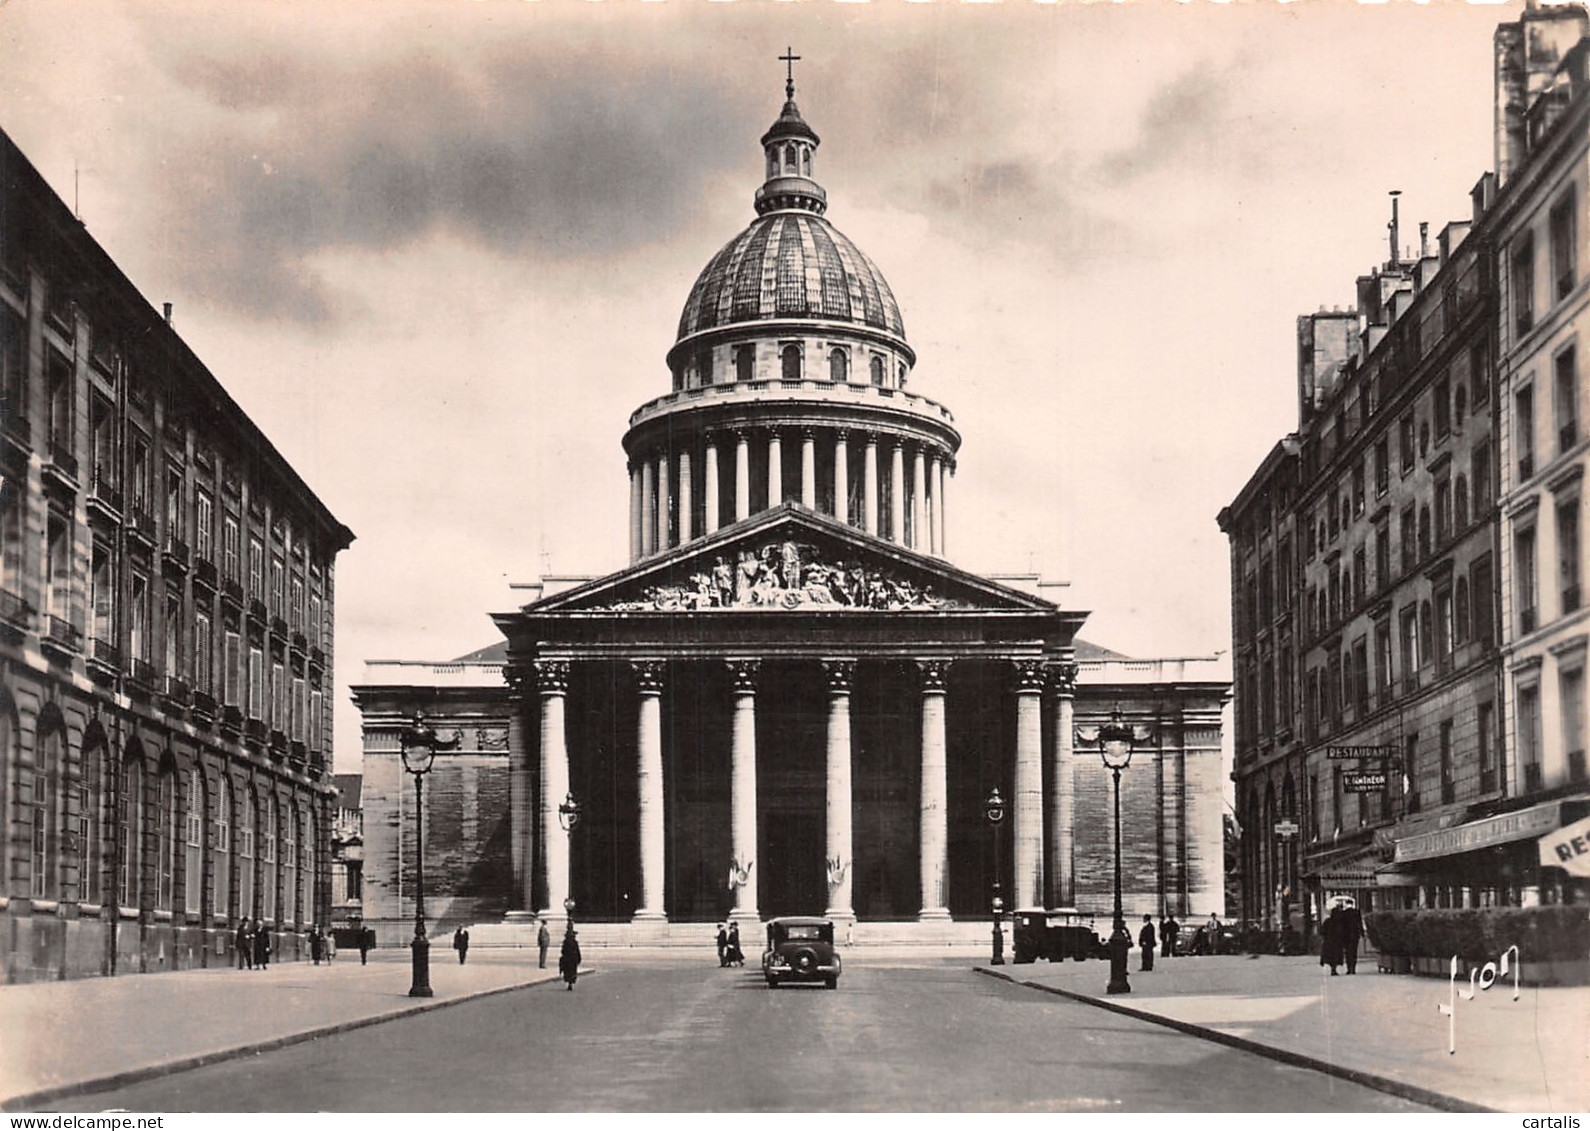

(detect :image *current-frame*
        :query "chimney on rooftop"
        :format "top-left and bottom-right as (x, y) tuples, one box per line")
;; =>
(1387, 190), (1402, 269)
(163, 302), (172, 325)
(1495, 4), (1590, 185)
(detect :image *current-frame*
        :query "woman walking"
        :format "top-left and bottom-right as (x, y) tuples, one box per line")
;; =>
(559, 926), (582, 991)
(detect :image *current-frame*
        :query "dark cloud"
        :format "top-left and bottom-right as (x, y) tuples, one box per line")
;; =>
(141, 39), (754, 324)
(1096, 65), (1232, 183)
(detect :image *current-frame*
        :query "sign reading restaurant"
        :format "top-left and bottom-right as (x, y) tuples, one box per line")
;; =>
(1327, 745), (1396, 760)
(1394, 801), (1566, 863)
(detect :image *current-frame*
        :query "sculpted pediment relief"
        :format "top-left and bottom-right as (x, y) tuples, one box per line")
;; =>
(598, 539), (966, 612)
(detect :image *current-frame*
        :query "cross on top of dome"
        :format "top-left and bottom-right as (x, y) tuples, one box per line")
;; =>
(780, 46), (801, 100)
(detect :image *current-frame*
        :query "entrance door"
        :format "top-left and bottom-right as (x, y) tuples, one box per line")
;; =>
(761, 810), (825, 917)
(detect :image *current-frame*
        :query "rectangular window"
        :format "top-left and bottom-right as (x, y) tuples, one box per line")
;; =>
(1517, 384), (1536, 482)
(1400, 606), (1420, 690)
(1516, 525), (1538, 634)
(1353, 637), (1369, 714)
(1352, 462), (1365, 516)
(195, 611), (212, 695)
(48, 350), (73, 452)
(1518, 683), (1542, 792)
(1556, 346), (1579, 453)
(1434, 377), (1452, 438)
(130, 573), (149, 663)
(223, 630), (241, 707)
(1400, 416), (1415, 474)
(247, 646), (264, 720)
(248, 538), (264, 598)
(1551, 190), (1577, 301)
(223, 515), (240, 581)
(165, 465), (184, 547)
(1472, 341), (1491, 406)
(1353, 545), (1366, 607)
(1478, 702), (1496, 792)
(1562, 666), (1587, 783)
(270, 661), (284, 730)
(291, 675), (306, 742)
(196, 490), (214, 562)
(164, 589), (181, 676)
(310, 688), (324, 751)
(1404, 732), (1421, 814)
(1439, 720), (1455, 804)
(1400, 505), (1416, 576)
(1375, 621), (1393, 693)
(1561, 499), (1582, 614)
(1436, 476), (1453, 544)
(1375, 526), (1390, 592)
(1471, 555), (1496, 647)
(309, 593), (323, 649)
(90, 395), (117, 489)
(290, 577), (304, 632)
(129, 432), (150, 513)
(1513, 235), (1535, 337)
(1374, 439), (1389, 496)
(1473, 440), (1492, 513)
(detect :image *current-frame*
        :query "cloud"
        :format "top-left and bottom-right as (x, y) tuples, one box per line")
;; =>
(1095, 64), (1242, 184)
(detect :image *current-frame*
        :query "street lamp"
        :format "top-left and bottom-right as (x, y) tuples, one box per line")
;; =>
(985, 786), (1006, 965)
(1098, 708), (1135, 995)
(399, 713), (457, 999)
(558, 793), (580, 925)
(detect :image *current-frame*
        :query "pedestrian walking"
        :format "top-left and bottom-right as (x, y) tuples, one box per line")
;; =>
(358, 926), (373, 965)
(327, 933), (336, 962)
(537, 921), (551, 969)
(716, 923), (728, 967)
(453, 926), (470, 965)
(726, 921), (744, 967)
(310, 925), (323, 965)
(237, 921), (254, 971)
(1162, 915), (1179, 958)
(1340, 900), (1363, 974)
(1320, 906), (1344, 975)
(559, 926), (581, 990)
(255, 919), (271, 970)
(1139, 914), (1156, 971)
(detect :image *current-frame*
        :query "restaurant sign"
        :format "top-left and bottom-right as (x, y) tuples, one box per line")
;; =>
(1395, 802), (1562, 863)
(1344, 771), (1388, 793)
(1327, 745), (1396, 760)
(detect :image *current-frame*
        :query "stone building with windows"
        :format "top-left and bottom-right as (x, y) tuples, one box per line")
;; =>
(0, 127), (354, 981)
(353, 74), (1230, 944)
(1222, 5), (1590, 939)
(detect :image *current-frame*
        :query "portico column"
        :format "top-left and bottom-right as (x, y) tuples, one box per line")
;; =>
(889, 441), (906, 545)
(727, 660), (760, 920)
(822, 660), (856, 923)
(535, 660), (572, 920)
(800, 429), (816, 509)
(1046, 661), (1078, 908)
(628, 462), (642, 564)
(910, 446), (926, 550)
(656, 452), (671, 551)
(1012, 660), (1045, 910)
(678, 450), (694, 544)
(734, 432), (751, 523)
(834, 431), (850, 525)
(928, 454), (944, 556)
(506, 664), (533, 909)
(640, 458), (656, 557)
(918, 660), (951, 920)
(863, 434), (879, 535)
(633, 660), (667, 921)
(704, 435), (721, 535)
(767, 430), (783, 509)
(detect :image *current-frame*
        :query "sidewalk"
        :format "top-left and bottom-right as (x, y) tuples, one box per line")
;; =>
(0, 950), (560, 1110)
(983, 953), (1589, 1113)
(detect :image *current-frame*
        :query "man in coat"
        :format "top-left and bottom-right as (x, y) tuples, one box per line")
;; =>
(453, 926), (470, 965)
(1320, 907), (1345, 975)
(237, 921), (254, 971)
(254, 919), (271, 970)
(358, 926), (373, 965)
(1162, 915), (1179, 958)
(1138, 915), (1156, 971)
(537, 920), (551, 969)
(558, 926), (581, 990)
(310, 925), (323, 965)
(1340, 900), (1364, 974)
(716, 923), (729, 967)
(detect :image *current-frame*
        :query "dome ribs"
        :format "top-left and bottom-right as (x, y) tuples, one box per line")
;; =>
(806, 220), (853, 320)
(775, 216), (810, 317)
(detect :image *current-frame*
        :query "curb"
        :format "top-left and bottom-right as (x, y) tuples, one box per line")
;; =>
(2, 969), (573, 1112)
(975, 967), (1493, 1114)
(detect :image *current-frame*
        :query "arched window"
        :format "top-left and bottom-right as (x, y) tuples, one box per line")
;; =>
(33, 726), (63, 899)
(766, 151), (778, 180)
(898, 362), (908, 388)
(262, 793), (278, 924)
(696, 349), (713, 388)
(1455, 578), (1471, 644)
(735, 345), (754, 383)
(869, 355), (885, 387)
(213, 776), (231, 921)
(780, 344), (802, 382)
(238, 787), (255, 919)
(784, 143), (797, 172)
(1455, 475), (1469, 529)
(118, 750), (142, 908)
(829, 348), (848, 384)
(802, 148), (811, 176)
(284, 806), (299, 925)
(157, 766), (177, 911)
(184, 769), (204, 916)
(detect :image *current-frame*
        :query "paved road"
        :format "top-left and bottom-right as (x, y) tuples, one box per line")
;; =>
(59, 960), (1431, 1112)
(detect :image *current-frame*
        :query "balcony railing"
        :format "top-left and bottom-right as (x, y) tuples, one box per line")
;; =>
(248, 598), (268, 624)
(0, 588), (34, 633)
(164, 536), (190, 571)
(192, 689), (217, 717)
(128, 507), (156, 546)
(271, 615), (288, 638)
(220, 704), (243, 732)
(163, 674), (191, 705)
(43, 615), (82, 653)
(1524, 762), (1544, 792)
(244, 717), (267, 743)
(0, 397), (29, 446)
(194, 558), (218, 590)
(222, 578), (244, 606)
(46, 444), (79, 482)
(128, 658), (158, 690)
(89, 636), (122, 670)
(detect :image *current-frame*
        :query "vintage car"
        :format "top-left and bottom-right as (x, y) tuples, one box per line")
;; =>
(1012, 908), (1110, 963)
(761, 916), (842, 988)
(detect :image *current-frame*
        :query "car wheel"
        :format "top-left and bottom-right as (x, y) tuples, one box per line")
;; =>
(792, 947), (818, 976)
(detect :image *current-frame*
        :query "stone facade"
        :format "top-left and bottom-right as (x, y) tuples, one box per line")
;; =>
(0, 128), (353, 981)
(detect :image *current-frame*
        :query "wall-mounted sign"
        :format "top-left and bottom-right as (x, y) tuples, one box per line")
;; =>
(1274, 819), (1300, 837)
(1344, 771), (1389, 792)
(1327, 745), (1396, 760)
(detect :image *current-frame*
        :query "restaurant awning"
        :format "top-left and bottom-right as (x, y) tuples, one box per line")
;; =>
(1308, 847), (1391, 888)
(1393, 798), (1574, 864)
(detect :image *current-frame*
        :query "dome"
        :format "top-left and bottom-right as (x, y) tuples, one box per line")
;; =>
(675, 212), (907, 343)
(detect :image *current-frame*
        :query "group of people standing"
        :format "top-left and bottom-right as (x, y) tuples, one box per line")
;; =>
(234, 920), (273, 970)
(714, 922), (745, 967)
(1138, 912), (1225, 970)
(1319, 900), (1365, 975)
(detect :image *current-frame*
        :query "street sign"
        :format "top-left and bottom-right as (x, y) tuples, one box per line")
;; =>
(1327, 745), (1396, 760)
(1274, 819), (1300, 837)
(1344, 771), (1389, 792)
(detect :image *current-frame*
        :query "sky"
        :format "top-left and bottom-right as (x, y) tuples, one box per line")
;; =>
(0, 0), (1522, 776)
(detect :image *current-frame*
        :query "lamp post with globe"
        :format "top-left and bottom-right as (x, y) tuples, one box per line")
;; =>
(985, 786), (1006, 965)
(557, 792), (581, 928)
(399, 713), (459, 999)
(1098, 709), (1136, 995)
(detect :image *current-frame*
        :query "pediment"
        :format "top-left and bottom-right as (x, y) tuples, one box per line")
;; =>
(522, 504), (1058, 616)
